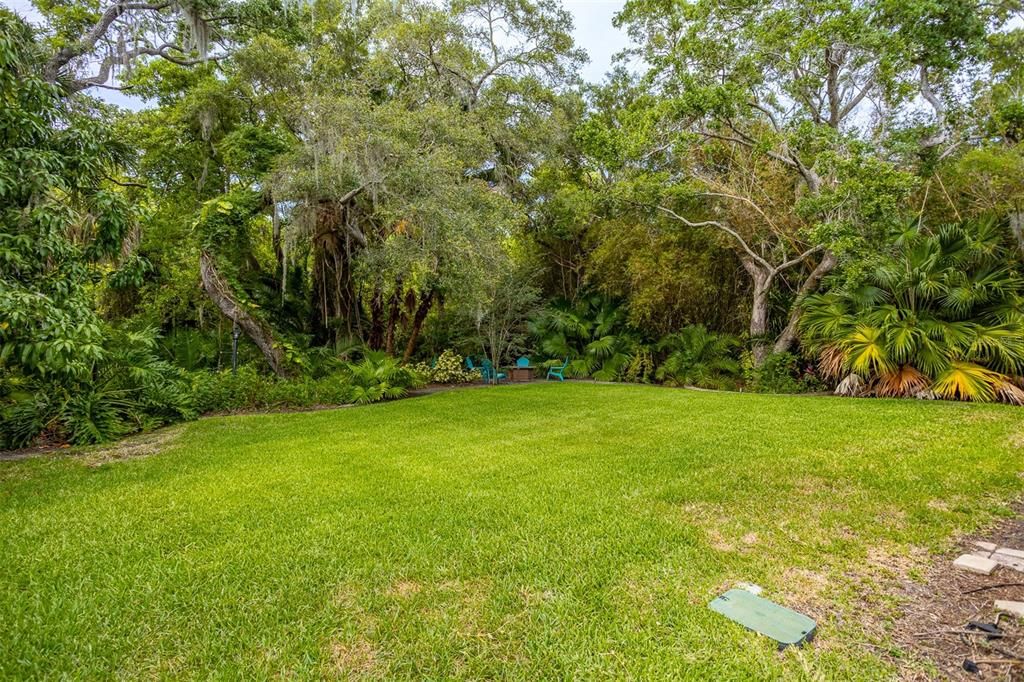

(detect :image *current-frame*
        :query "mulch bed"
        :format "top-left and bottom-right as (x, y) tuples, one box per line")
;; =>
(896, 507), (1024, 680)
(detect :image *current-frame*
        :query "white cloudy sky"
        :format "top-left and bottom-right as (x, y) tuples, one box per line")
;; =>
(1, 0), (630, 88)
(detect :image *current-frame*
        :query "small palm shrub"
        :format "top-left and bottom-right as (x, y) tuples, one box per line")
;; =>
(801, 220), (1024, 403)
(656, 325), (740, 389)
(531, 295), (649, 381)
(412, 350), (478, 384)
(345, 352), (423, 405)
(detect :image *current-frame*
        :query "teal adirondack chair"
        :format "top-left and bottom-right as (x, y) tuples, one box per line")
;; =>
(546, 358), (569, 381)
(516, 357), (531, 368)
(481, 359), (507, 383)
(466, 357), (486, 382)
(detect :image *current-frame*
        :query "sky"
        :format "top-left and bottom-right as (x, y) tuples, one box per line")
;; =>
(563, 0), (631, 83)
(0, 0), (631, 104)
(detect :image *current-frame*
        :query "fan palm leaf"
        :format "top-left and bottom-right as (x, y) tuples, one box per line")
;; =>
(835, 373), (865, 397)
(875, 365), (931, 398)
(842, 325), (892, 376)
(817, 344), (847, 379)
(968, 324), (1024, 375)
(932, 362), (1004, 402)
(995, 380), (1024, 406)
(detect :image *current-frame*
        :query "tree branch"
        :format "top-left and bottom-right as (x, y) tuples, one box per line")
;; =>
(655, 205), (772, 271)
(919, 64), (947, 149)
(696, 190), (781, 234)
(771, 244), (824, 276)
(773, 250), (837, 354)
(837, 75), (875, 122)
(44, 1), (173, 81)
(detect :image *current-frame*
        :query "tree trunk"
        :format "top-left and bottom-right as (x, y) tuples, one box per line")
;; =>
(1010, 211), (1024, 256)
(271, 201), (283, 291)
(368, 283), (385, 351)
(742, 257), (773, 366)
(773, 251), (838, 355)
(311, 201), (361, 345)
(200, 250), (291, 378)
(402, 289), (434, 363)
(384, 279), (404, 355)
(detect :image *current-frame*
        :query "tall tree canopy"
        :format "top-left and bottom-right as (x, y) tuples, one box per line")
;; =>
(603, 0), (1006, 363)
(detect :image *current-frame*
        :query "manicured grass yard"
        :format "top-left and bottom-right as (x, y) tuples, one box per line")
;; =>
(2, 383), (1023, 679)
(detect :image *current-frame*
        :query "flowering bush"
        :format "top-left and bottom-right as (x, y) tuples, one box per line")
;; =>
(413, 350), (479, 384)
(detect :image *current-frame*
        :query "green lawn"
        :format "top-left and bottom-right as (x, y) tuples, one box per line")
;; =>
(2, 383), (1022, 679)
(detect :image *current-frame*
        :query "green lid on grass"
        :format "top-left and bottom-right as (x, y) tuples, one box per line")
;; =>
(709, 589), (816, 649)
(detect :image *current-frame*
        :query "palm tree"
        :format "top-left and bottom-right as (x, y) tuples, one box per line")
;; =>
(801, 220), (1024, 403)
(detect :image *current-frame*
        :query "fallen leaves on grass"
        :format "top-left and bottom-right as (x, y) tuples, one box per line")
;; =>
(81, 426), (183, 466)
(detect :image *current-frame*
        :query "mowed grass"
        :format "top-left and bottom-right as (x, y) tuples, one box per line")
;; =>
(2, 383), (1023, 679)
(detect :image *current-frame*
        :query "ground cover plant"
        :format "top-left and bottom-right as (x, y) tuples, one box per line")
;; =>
(2, 383), (1022, 679)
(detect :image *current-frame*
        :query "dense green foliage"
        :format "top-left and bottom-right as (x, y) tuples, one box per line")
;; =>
(188, 367), (354, 414)
(1, 0), (1023, 447)
(656, 325), (740, 390)
(2, 384), (1023, 678)
(0, 11), (191, 446)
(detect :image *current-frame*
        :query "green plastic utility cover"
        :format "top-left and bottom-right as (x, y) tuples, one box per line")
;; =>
(708, 589), (816, 649)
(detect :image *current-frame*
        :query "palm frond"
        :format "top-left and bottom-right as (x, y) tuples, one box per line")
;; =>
(842, 325), (892, 375)
(995, 380), (1024, 406)
(875, 365), (931, 398)
(835, 373), (865, 397)
(817, 344), (847, 379)
(932, 361), (1003, 402)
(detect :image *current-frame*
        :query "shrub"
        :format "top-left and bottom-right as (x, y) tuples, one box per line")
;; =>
(412, 350), (479, 384)
(531, 295), (647, 381)
(345, 352), (423, 405)
(741, 351), (820, 394)
(623, 346), (657, 383)
(0, 328), (195, 448)
(188, 366), (352, 413)
(801, 220), (1024, 403)
(656, 325), (740, 389)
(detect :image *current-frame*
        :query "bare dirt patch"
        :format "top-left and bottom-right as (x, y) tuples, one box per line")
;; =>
(328, 639), (380, 677)
(893, 510), (1024, 680)
(386, 579), (423, 599)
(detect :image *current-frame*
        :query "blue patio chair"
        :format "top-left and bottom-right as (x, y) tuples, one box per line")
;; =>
(546, 358), (569, 381)
(466, 357), (487, 382)
(516, 356), (531, 368)
(481, 359), (507, 383)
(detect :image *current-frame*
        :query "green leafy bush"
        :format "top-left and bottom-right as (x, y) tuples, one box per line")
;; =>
(188, 366), (352, 413)
(1, 328), (195, 448)
(412, 350), (479, 384)
(741, 352), (820, 394)
(531, 295), (648, 381)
